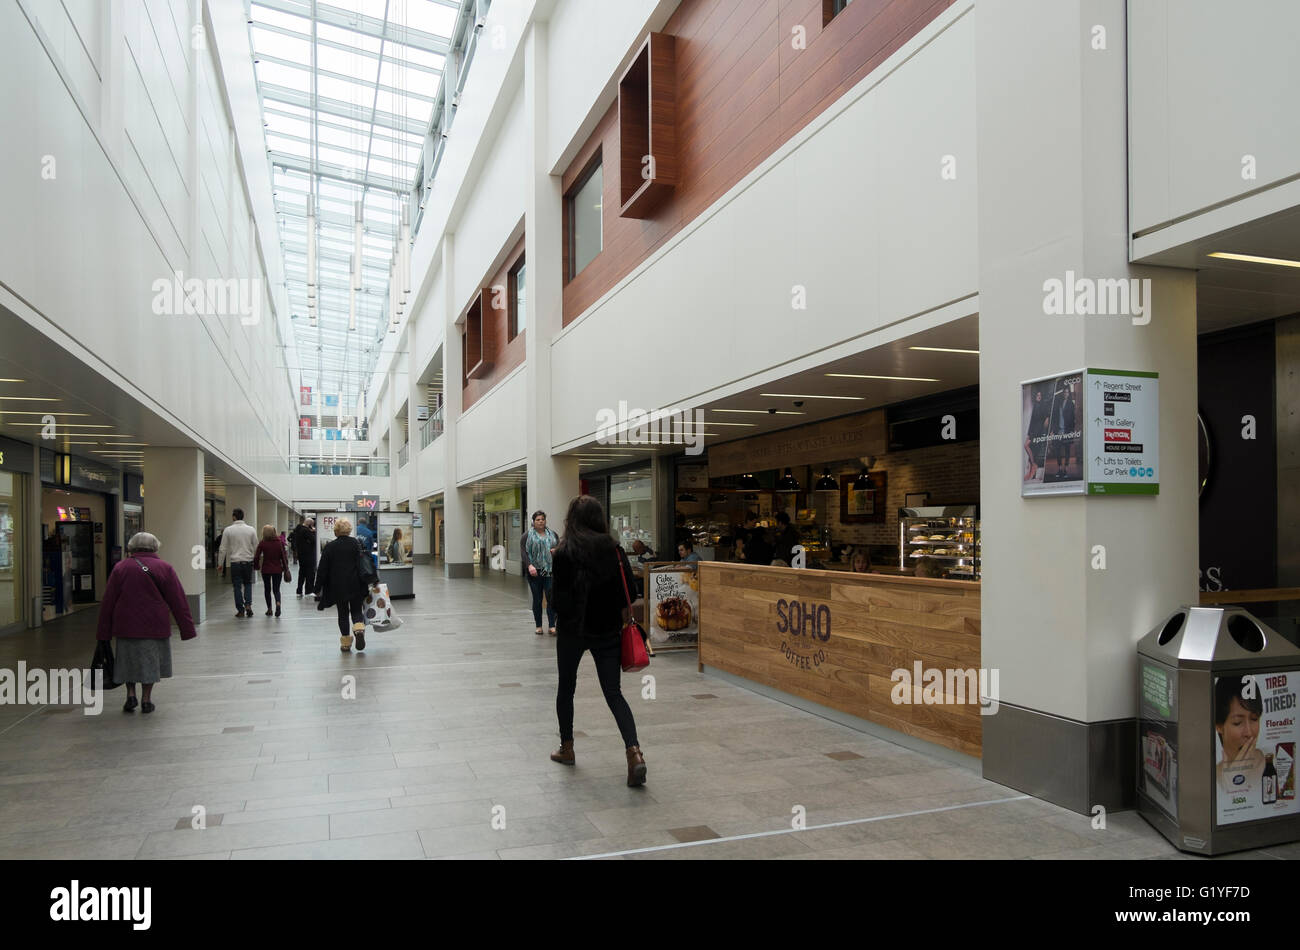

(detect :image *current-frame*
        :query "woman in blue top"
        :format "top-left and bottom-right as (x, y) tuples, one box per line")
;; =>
(522, 510), (560, 635)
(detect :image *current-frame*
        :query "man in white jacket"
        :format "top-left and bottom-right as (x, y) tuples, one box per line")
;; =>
(217, 508), (260, 618)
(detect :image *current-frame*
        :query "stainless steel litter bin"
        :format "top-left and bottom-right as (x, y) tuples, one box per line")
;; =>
(1137, 606), (1300, 855)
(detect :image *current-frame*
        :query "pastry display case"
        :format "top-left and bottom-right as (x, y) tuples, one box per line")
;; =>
(898, 505), (981, 579)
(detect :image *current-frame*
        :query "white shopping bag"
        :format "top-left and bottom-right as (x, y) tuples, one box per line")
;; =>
(362, 583), (403, 631)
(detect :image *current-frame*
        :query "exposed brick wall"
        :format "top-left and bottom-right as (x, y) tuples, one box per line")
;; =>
(821, 440), (979, 559)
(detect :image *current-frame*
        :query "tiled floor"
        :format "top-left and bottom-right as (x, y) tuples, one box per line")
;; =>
(0, 565), (1289, 860)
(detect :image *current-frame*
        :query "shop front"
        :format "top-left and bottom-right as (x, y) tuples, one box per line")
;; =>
(698, 562), (983, 757)
(677, 393), (981, 580)
(0, 437), (34, 632)
(39, 450), (121, 619)
(483, 487), (523, 575)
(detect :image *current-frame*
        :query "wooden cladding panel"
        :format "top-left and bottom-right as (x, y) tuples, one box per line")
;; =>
(698, 563), (982, 756)
(562, 0), (955, 325)
(463, 235), (527, 411)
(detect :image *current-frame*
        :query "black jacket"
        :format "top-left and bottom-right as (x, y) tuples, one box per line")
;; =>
(552, 537), (635, 647)
(314, 535), (375, 609)
(290, 524), (317, 561)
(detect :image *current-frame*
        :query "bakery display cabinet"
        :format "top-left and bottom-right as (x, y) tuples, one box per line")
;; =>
(898, 505), (981, 579)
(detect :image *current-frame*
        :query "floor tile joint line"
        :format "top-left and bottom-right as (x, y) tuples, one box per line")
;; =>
(568, 794), (1033, 860)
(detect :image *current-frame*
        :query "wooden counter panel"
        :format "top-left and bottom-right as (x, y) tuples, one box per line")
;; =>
(699, 562), (982, 756)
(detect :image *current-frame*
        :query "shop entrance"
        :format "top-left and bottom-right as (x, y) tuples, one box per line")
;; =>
(41, 487), (113, 618)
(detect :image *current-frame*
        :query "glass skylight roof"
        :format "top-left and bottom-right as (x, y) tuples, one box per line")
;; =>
(248, 0), (469, 401)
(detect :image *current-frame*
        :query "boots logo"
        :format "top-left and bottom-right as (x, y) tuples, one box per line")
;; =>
(775, 599), (830, 671)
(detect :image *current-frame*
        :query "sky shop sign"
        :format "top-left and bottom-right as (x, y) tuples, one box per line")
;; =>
(775, 598), (831, 670)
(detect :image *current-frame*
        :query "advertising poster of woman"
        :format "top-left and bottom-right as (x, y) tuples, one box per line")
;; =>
(1021, 371), (1084, 496)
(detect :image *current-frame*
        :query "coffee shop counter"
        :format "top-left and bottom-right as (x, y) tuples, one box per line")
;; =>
(697, 562), (982, 757)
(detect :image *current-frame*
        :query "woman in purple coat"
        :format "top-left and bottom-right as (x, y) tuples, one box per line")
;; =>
(96, 533), (197, 714)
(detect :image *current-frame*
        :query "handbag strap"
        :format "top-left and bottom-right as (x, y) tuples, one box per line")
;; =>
(132, 555), (166, 598)
(616, 548), (634, 610)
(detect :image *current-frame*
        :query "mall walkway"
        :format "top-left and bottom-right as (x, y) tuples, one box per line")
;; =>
(0, 566), (1283, 860)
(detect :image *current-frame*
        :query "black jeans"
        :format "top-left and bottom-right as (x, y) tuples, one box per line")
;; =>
(528, 574), (556, 628)
(335, 596), (365, 636)
(556, 638), (639, 748)
(262, 573), (282, 609)
(296, 557), (316, 595)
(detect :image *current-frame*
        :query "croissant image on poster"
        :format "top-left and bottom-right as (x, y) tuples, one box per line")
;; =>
(1021, 372), (1083, 496)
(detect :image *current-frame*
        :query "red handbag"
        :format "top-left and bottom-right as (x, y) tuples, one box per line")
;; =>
(616, 549), (650, 673)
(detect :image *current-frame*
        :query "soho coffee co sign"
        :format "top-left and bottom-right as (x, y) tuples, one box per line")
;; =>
(776, 598), (831, 670)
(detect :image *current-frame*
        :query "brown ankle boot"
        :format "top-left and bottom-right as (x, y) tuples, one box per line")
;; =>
(625, 745), (647, 787)
(550, 740), (575, 765)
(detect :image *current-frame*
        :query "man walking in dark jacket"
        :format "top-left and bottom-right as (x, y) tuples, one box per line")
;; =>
(290, 517), (318, 599)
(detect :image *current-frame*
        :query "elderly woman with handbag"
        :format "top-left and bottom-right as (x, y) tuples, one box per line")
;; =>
(315, 518), (378, 654)
(95, 532), (197, 714)
(549, 495), (648, 787)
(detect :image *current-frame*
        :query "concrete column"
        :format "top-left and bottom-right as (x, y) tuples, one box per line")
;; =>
(975, 0), (1198, 813)
(407, 309), (422, 515)
(523, 20), (580, 528)
(441, 233), (475, 578)
(25, 438), (42, 628)
(225, 485), (257, 530)
(142, 448), (206, 622)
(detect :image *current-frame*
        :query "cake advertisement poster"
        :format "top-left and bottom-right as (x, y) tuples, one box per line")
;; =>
(647, 564), (699, 649)
(1214, 672), (1299, 826)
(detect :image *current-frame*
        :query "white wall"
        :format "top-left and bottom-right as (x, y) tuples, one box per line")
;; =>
(450, 90), (527, 314)
(3, 0), (297, 505)
(549, 9), (978, 449)
(456, 367), (527, 484)
(1128, 0), (1300, 236)
(418, 432), (446, 498)
(544, 0), (671, 172)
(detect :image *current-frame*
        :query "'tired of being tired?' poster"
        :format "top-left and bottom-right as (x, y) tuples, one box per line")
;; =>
(1215, 672), (1299, 826)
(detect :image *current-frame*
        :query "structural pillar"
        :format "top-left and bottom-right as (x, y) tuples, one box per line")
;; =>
(524, 19), (580, 526)
(142, 447), (206, 622)
(975, 0), (1198, 813)
(441, 232), (475, 578)
(225, 484), (257, 531)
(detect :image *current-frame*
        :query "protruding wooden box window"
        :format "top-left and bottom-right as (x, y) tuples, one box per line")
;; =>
(618, 32), (677, 219)
(464, 290), (494, 380)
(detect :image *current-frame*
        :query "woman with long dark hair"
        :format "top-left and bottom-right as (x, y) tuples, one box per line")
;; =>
(549, 495), (647, 787)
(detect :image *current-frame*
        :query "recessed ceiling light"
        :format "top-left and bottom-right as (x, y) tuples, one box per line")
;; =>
(0, 411), (89, 416)
(699, 422), (757, 427)
(1208, 252), (1300, 269)
(0, 396), (58, 402)
(712, 409), (804, 416)
(909, 346), (980, 355)
(824, 374), (940, 382)
(759, 393), (865, 401)
(0, 378), (27, 383)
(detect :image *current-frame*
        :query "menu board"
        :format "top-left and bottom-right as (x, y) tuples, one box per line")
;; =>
(1215, 672), (1300, 826)
(1084, 369), (1159, 495)
(1138, 661), (1178, 820)
(645, 564), (699, 650)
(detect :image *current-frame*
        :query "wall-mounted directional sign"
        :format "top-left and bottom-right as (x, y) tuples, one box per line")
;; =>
(1022, 368), (1158, 497)
(1085, 369), (1159, 495)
